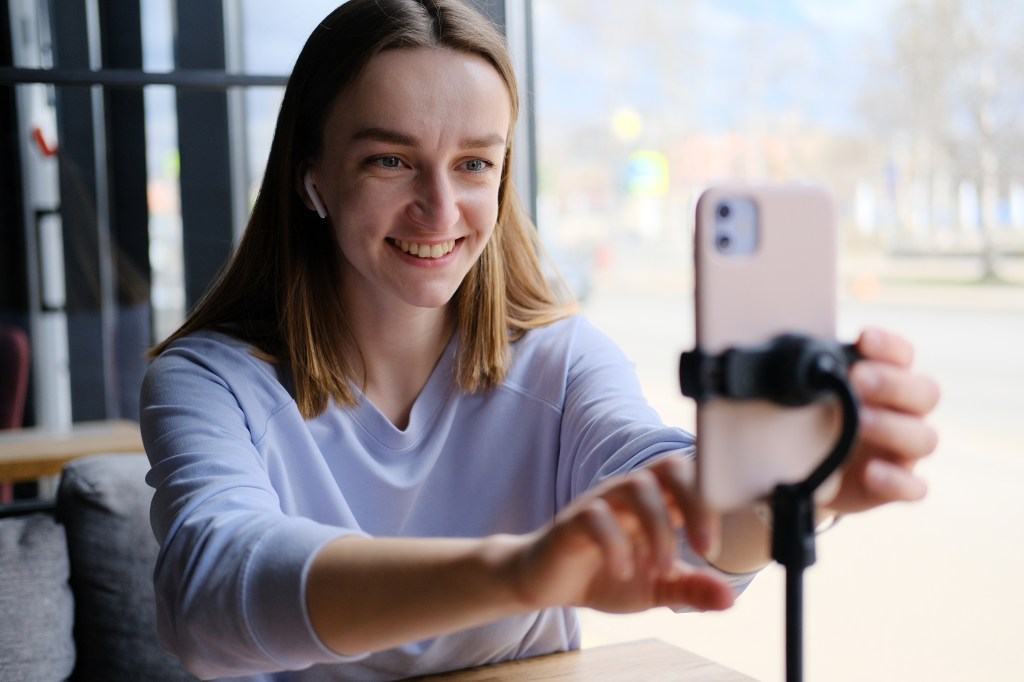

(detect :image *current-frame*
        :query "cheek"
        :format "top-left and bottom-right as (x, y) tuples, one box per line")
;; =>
(465, 186), (501, 239)
(336, 181), (401, 222)
(331, 186), (401, 245)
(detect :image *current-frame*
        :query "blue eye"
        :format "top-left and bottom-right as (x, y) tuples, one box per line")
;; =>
(464, 159), (491, 172)
(377, 155), (402, 169)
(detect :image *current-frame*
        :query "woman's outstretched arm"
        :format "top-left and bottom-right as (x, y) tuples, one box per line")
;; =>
(307, 453), (735, 656)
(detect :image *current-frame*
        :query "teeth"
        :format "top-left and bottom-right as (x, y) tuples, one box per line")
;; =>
(394, 239), (455, 259)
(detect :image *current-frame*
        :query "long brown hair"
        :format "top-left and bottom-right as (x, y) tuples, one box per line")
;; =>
(149, 0), (576, 418)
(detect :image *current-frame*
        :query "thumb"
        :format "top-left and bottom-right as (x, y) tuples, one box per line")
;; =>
(685, 498), (722, 562)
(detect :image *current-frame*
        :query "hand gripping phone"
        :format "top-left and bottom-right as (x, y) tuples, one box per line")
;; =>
(693, 183), (842, 512)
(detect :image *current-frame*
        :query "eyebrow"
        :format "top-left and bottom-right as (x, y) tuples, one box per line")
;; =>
(351, 126), (506, 149)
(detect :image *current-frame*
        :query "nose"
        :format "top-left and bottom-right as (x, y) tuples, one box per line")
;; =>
(407, 168), (460, 231)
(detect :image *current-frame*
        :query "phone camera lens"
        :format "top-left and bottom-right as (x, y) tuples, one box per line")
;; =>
(718, 203), (730, 219)
(717, 235), (732, 251)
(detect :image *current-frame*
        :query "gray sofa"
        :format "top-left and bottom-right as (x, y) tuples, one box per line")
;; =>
(0, 454), (197, 681)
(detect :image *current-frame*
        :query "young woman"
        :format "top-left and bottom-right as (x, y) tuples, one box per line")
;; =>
(141, 1), (940, 679)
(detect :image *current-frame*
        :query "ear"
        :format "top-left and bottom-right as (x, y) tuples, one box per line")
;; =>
(296, 167), (328, 219)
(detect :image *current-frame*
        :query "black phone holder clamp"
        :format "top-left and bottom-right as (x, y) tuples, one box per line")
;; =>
(679, 334), (863, 682)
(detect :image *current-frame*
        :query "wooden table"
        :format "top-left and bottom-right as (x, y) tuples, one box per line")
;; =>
(409, 639), (759, 681)
(0, 419), (144, 481)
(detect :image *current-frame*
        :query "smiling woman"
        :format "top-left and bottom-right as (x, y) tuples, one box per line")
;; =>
(306, 48), (511, 323)
(138, 1), (939, 680)
(302, 46), (514, 427)
(148, 2), (572, 420)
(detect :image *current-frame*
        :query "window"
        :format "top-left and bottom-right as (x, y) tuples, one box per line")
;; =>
(532, 2), (1023, 681)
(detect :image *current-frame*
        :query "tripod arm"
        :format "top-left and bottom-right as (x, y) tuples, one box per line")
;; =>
(680, 334), (863, 682)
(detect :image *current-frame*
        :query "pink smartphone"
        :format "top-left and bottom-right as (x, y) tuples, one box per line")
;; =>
(693, 183), (843, 512)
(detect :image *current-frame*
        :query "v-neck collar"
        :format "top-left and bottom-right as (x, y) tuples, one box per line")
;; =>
(348, 333), (459, 450)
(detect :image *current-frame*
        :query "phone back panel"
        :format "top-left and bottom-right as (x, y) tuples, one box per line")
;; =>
(694, 184), (840, 511)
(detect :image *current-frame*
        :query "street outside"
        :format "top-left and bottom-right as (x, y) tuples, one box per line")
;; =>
(575, 244), (1024, 682)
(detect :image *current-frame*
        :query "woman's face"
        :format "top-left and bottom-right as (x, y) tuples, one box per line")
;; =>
(308, 47), (511, 315)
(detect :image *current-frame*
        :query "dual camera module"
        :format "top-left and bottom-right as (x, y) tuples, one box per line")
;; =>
(713, 197), (759, 256)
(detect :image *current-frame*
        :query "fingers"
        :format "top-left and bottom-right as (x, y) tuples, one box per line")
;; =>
(536, 464), (738, 615)
(647, 456), (721, 560)
(850, 362), (941, 416)
(828, 452), (929, 513)
(574, 498), (634, 580)
(863, 458), (928, 502)
(856, 327), (915, 368)
(832, 326), (940, 514)
(858, 406), (939, 461)
(850, 330), (940, 475)
(574, 455), (716, 581)
(602, 468), (678, 573)
(658, 563), (736, 612)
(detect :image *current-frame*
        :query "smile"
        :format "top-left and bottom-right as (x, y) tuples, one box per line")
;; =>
(390, 238), (457, 259)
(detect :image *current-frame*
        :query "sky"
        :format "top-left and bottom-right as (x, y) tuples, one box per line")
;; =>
(533, 0), (899, 135)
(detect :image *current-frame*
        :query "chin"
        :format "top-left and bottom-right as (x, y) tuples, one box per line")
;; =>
(400, 287), (460, 310)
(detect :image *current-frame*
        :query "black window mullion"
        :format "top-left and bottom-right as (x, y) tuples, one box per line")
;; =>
(100, 0), (151, 420)
(0, 7), (29, 331)
(52, 0), (109, 422)
(173, 0), (234, 312)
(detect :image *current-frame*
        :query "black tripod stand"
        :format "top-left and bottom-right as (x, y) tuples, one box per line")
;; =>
(680, 335), (862, 682)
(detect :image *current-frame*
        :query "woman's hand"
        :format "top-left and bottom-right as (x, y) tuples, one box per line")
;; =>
(826, 328), (941, 514)
(511, 456), (735, 615)
(507, 327), (939, 616)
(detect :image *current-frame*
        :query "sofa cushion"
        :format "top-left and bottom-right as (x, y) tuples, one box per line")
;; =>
(0, 511), (76, 681)
(57, 453), (196, 681)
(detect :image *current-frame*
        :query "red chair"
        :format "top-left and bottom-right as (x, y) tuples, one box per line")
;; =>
(0, 324), (30, 429)
(0, 324), (30, 503)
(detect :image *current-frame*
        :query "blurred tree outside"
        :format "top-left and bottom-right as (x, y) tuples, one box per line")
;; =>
(863, 0), (1024, 280)
(534, 0), (1024, 286)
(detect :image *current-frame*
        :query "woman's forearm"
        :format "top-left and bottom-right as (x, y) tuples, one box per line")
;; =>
(306, 534), (532, 656)
(307, 457), (757, 657)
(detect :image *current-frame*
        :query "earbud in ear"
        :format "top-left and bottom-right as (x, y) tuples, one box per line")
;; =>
(303, 171), (327, 219)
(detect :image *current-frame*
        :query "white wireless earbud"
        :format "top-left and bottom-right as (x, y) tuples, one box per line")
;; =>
(303, 171), (327, 219)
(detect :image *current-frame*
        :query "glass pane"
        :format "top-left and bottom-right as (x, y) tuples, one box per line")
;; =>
(141, 0), (174, 72)
(532, 2), (1024, 681)
(239, 0), (347, 75)
(142, 0), (183, 340)
(243, 86), (284, 206)
(144, 84), (185, 342)
(236, 2), (343, 217)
